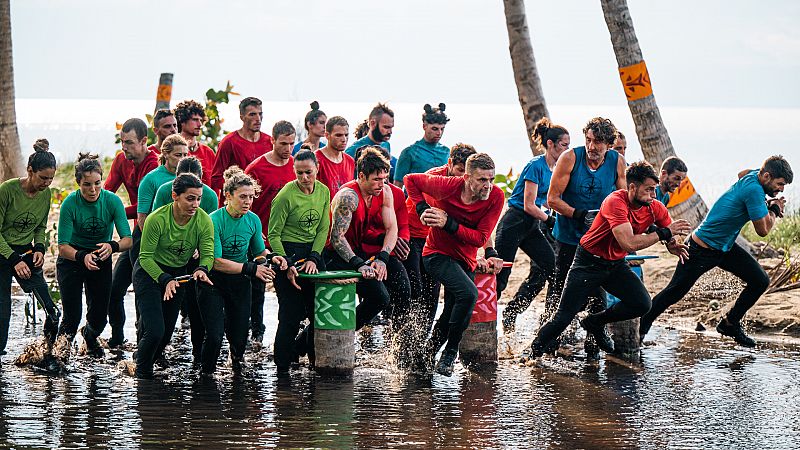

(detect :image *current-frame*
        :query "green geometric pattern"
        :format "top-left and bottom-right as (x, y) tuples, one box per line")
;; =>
(314, 282), (357, 330)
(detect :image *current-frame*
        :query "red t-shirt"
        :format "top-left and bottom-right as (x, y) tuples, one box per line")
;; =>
(316, 150), (355, 200)
(404, 174), (504, 271)
(406, 165), (448, 239)
(147, 144), (161, 155)
(361, 183), (410, 256)
(580, 189), (671, 261)
(244, 154), (296, 241)
(188, 142), (216, 187)
(326, 180), (384, 256)
(104, 150), (159, 219)
(211, 131), (273, 196)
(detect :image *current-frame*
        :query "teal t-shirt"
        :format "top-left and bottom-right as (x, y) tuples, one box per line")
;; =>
(655, 185), (671, 205)
(210, 207), (265, 263)
(139, 204), (215, 281)
(0, 178), (51, 258)
(695, 170), (769, 252)
(58, 189), (131, 249)
(152, 180), (218, 214)
(137, 165), (175, 214)
(394, 139), (449, 183)
(345, 136), (396, 181)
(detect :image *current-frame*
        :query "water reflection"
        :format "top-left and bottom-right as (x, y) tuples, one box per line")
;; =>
(1, 296), (799, 448)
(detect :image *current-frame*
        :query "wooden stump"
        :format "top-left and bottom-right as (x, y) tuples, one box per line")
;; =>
(609, 317), (641, 361)
(459, 320), (498, 366)
(314, 329), (356, 376)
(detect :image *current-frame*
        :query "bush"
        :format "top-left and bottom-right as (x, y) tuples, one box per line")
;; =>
(741, 210), (800, 252)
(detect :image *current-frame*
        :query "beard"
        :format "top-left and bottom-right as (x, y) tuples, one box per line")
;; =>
(371, 127), (390, 142)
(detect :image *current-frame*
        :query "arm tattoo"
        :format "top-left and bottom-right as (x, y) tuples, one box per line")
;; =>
(330, 188), (359, 262)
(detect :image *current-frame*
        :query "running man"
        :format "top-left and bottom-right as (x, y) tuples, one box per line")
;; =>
(345, 103), (397, 181)
(393, 103), (449, 189)
(655, 156), (688, 205)
(315, 116), (354, 198)
(293, 101), (327, 154)
(526, 161), (691, 357)
(149, 109), (178, 154)
(404, 152), (504, 376)
(640, 156), (792, 347)
(495, 118), (570, 332)
(211, 97), (273, 199)
(175, 99), (216, 186)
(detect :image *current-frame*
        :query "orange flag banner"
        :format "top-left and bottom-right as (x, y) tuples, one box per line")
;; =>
(667, 176), (697, 208)
(619, 61), (653, 101)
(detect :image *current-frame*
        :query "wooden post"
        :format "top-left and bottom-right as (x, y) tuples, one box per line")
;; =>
(155, 73), (173, 112)
(607, 255), (654, 359)
(459, 272), (499, 366)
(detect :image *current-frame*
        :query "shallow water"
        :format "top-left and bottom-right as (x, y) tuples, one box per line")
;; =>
(1, 291), (799, 449)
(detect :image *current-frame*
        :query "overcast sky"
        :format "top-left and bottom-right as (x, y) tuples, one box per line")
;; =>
(10, 0), (800, 109)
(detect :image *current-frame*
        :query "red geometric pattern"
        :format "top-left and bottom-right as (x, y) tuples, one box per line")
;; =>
(471, 273), (497, 323)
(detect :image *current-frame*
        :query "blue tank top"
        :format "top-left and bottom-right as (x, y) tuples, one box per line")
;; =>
(553, 147), (619, 245)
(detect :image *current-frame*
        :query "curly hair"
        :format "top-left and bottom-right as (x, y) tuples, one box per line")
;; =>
(223, 165), (262, 197)
(174, 100), (206, 131)
(582, 117), (617, 146)
(422, 103), (449, 125)
(626, 160), (659, 185)
(450, 143), (477, 166)
(74, 152), (102, 182)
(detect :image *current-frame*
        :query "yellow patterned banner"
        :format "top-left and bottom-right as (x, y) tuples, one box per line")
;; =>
(667, 176), (696, 208)
(619, 61), (653, 101)
(156, 84), (173, 103)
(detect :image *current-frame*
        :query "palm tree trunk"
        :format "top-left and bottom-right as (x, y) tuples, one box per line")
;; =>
(503, 0), (549, 156)
(0, 0), (23, 181)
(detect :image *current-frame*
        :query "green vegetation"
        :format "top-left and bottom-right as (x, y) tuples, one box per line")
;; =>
(741, 210), (800, 253)
(494, 167), (518, 198)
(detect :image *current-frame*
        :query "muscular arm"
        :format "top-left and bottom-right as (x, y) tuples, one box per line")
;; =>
(616, 154), (628, 189)
(330, 188), (359, 262)
(546, 150), (577, 217)
(611, 223), (661, 253)
(752, 212), (777, 237)
(522, 181), (549, 221)
(380, 185), (398, 253)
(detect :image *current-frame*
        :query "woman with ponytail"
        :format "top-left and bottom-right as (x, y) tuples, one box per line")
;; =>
(0, 139), (59, 355)
(292, 101), (327, 155)
(56, 153), (132, 356)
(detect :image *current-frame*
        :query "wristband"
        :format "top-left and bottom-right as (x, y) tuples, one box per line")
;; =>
(376, 251), (390, 264)
(8, 252), (23, 265)
(349, 255), (367, 269)
(108, 241), (120, 253)
(307, 251), (322, 267)
(33, 243), (45, 255)
(484, 247), (499, 259)
(157, 272), (173, 290)
(443, 216), (459, 234)
(572, 209), (588, 222)
(768, 202), (783, 218)
(241, 261), (258, 277)
(645, 224), (658, 234)
(194, 266), (210, 277)
(75, 250), (90, 268)
(544, 215), (556, 228)
(415, 201), (431, 217)
(655, 227), (673, 242)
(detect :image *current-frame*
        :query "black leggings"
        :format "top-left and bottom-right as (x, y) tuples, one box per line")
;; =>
(250, 279), (266, 338)
(401, 237), (441, 332)
(133, 260), (189, 378)
(196, 271), (252, 373)
(494, 207), (556, 318)
(108, 226), (141, 338)
(423, 253), (477, 353)
(56, 254), (113, 341)
(640, 240), (769, 335)
(534, 247), (651, 349)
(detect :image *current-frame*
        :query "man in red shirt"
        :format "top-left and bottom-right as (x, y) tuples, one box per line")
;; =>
(244, 120), (296, 343)
(316, 116), (354, 199)
(404, 153), (504, 376)
(148, 109), (178, 154)
(105, 117), (160, 347)
(525, 161), (690, 358)
(211, 97), (273, 202)
(175, 99), (216, 186)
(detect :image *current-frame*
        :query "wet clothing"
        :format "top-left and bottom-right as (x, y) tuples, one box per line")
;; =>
(137, 165), (175, 215)
(151, 181), (219, 214)
(394, 139), (449, 184)
(211, 131), (273, 195)
(694, 170), (768, 252)
(508, 155), (553, 210)
(108, 226), (142, 343)
(403, 237), (441, 332)
(267, 180), (330, 258)
(315, 150), (354, 200)
(138, 204), (214, 281)
(292, 140), (325, 156)
(362, 183), (409, 257)
(188, 142), (216, 187)
(655, 185), (670, 206)
(57, 189), (131, 248)
(552, 148), (620, 246)
(423, 253), (476, 354)
(104, 150), (159, 219)
(345, 136), (396, 182)
(244, 154), (296, 242)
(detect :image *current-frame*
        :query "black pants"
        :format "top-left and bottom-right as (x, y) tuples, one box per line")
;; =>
(273, 242), (319, 370)
(423, 253), (477, 353)
(196, 271), (252, 373)
(133, 260), (188, 378)
(401, 237), (441, 332)
(534, 247), (651, 349)
(640, 240), (769, 335)
(250, 279), (266, 339)
(56, 254), (113, 341)
(495, 207), (556, 318)
(0, 247), (58, 354)
(543, 242), (606, 322)
(323, 249), (391, 330)
(108, 226), (142, 339)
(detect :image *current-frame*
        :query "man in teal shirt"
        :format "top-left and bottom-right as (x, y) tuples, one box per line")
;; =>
(654, 156), (688, 205)
(345, 102), (396, 181)
(393, 103), (449, 190)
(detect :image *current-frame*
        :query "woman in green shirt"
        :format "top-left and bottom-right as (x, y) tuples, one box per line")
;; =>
(0, 139), (58, 355)
(268, 150), (331, 376)
(197, 166), (278, 376)
(57, 153), (132, 356)
(133, 173), (214, 379)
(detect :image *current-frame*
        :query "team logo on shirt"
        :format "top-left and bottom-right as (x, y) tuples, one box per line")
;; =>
(168, 241), (189, 257)
(12, 212), (36, 234)
(222, 235), (246, 256)
(80, 216), (104, 236)
(581, 176), (600, 196)
(299, 209), (320, 232)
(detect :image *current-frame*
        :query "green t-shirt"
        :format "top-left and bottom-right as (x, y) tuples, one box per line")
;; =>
(137, 165), (175, 214)
(210, 208), (265, 263)
(152, 180), (218, 214)
(0, 178), (51, 258)
(139, 203), (214, 281)
(58, 189), (132, 249)
(267, 180), (330, 256)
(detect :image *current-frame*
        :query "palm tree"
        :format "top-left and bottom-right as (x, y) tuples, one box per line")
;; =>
(503, 0), (549, 156)
(0, 0), (22, 181)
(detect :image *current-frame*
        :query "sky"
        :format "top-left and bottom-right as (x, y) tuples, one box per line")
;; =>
(9, 0), (800, 109)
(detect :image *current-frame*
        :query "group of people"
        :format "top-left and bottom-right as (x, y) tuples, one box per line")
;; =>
(0, 96), (792, 381)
